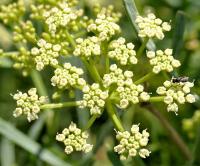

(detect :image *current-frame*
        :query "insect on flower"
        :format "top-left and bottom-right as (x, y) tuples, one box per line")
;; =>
(172, 76), (189, 83)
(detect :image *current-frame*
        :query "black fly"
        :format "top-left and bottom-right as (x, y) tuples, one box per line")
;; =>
(171, 76), (189, 83)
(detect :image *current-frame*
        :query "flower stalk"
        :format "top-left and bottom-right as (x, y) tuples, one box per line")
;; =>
(83, 115), (99, 131)
(82, 58), (102, 83)
(134, 72), (155, 84)
(40, 101), (77, 110)
(136, 38), (149, 57)
(106, 100), (124, 132)
(149, 96), (165, 102)
(145, 104), (192, 160)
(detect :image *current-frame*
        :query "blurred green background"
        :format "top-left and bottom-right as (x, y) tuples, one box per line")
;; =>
(0, 0), (200, 166)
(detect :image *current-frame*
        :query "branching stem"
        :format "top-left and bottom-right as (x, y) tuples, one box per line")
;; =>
(136, 38), (149, 57)
(83, 115), (99, 131)
(106, 100), (124, 132)
(134, 72), (155, 84)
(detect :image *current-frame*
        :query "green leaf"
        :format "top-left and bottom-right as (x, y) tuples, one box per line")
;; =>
(172, 11), (186, 58)
(1, 138), (15, 166)
(123, 0), (156, 51)
(0, 117), (71, 166)
(107, 150), (124, 166)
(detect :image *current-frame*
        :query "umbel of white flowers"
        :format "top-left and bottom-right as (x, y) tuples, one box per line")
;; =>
(31, 39), (62, 71)
(73, 36), (101, 59)
(87, 8), (121, 41)
(157, 80), (195, 114)
(77, 83), (109, 115)
(43, 2), (83, 35)
(56, 122), (93, 154)
(114, 124), (151, 160)
(51, 63), (86, 89)
(103, 64), (150, 109)
(108, 37), (137, 65)
(147, 49), (181, 74)
(13, 88), (47, 122)
(135, 13), (171, 40)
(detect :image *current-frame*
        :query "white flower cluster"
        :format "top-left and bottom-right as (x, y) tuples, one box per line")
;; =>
(77, 83), (109, 115)
(93, 5), (121, 23)
(157, 80), (195, 114)
(87, 10), (121, 41)
(30, 4), (51, 20)
(43, 2), (83, 35)
(13, 88), (47, 122)
(0, 0), (25, 24)
(114, 124), (150, 160)
(56, 122), (93, 154)
(135, 13), (171, 40)
(31, 39), (62, 71)
(73, 37), (101, 59)
(108, 37), (137, 65)
(147, 49), (181, 74)
(103, 64), (150, 109)
(51, 63), (86, 89)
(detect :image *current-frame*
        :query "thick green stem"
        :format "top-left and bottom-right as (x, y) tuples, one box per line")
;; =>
(65, 30), (76, 49)
(105, 56), (110, 73)
(40, 101), (77, 110)
(134, 72), (155, 85)
(106, 100), (124, 132)
(102, 41), (109, 73)
(82, 59), (101, 83)
(2, 51), (19, 57)
(30, 70), (48, 96)
(145, 104), (192, 160)
(65, 29), (102, 84)
(149, 96), (165, 102)
(73, 30), (87, 39)
(136, 38), (149, 57)
(83, 115), (99, 131)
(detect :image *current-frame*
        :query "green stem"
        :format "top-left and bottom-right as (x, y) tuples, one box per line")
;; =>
(65, 30), (76, 49)
(136, 38), (149, 57)
(2, 51), (19, 57)
(73, 30), (87, 39)
(83, 115), (99, 131)
(82, 58), (101, 83)
(149, 96), (165, 102)
(65, 29), (102, 84)
(145, 104), (192, 160)
(134, 72), (155, 85)
(105, 56), (110, 73)
(106, 100), (124, 132)
(102, 41), (109, 73)
(40, 101), (77, 109)
(30, 70), (48, 96)
(162, 71), (170, 80)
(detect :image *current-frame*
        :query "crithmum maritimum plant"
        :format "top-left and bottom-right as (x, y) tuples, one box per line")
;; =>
(0, 0), (196, 161)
